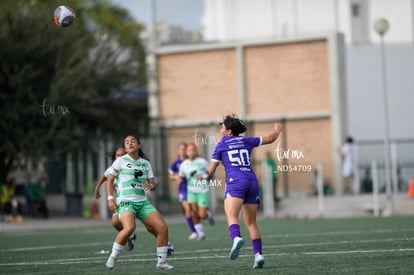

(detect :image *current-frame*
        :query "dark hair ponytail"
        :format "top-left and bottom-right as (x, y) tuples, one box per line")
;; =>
(138, 148), (149, 161)
(135, 136), (150, 161)
(107, 151), (116, 162)
(222, 114), (247, 136)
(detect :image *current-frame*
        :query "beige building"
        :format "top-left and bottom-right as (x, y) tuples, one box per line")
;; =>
(149, 33), (347, 199)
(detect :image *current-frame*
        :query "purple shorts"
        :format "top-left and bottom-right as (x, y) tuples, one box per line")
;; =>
(178, 182), (187, 202)
(224, 178), (260, 204)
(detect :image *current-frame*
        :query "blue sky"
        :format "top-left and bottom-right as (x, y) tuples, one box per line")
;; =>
(111, 0), (204, 29)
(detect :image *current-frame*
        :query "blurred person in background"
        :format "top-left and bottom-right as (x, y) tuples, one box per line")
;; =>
(179, 143), (210, 240)
(340, 136), (354, 194)
(264, 151), (279, 203)
(360, 168), (373, 194)
(309, 170), (334, 197)
(28, 181), (49, 218)
(0, 179), (25, 224)
(168, 142), (198, 240)
(8, 165), (31, 214)
(397, 166), (408, 192)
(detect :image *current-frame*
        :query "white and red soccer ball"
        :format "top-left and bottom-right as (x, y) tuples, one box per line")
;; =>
(53, 5), (75, 27)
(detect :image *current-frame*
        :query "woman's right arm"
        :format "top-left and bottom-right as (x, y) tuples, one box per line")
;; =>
(94, 175), (107, 199)
(261, 123), (283, 145)
(106, 174), (117, 213)
(169, 173), (181, 182)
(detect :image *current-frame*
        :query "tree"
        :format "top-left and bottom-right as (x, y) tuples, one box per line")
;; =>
(0, 0), (148, 183)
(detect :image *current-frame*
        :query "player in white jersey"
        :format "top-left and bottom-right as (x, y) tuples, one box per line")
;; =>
(105, 135), (173, 270)
(94, 148), (137, 251)
(179, 143), (209, 240)
(95, 148), (174, 255)
(168, 142), (197, 240)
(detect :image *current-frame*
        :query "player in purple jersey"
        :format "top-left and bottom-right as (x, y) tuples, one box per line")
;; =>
(202, 115), (282, 269)
(168, 143), (197, 240)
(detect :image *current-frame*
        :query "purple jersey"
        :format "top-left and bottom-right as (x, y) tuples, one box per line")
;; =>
(169, 158), (187, 190)
(211, 136), (262, 183)
(169, 158), (182, 175)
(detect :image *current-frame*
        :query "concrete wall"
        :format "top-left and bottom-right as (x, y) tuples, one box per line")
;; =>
(346, 44), (414, 188)
(154, 34), (347, 198)
(202, 0), (414, 44)
(346, 45), (414, 141)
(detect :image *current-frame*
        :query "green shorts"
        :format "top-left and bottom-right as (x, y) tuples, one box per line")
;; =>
(117, 200), (157, 222)
(187, 191), (209, 208)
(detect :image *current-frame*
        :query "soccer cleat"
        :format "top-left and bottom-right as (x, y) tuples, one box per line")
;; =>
(207, 210), (215, 226)
(105, 255), (116, 269)
(188, 232), (198, 240)
(229, 237), (245, 260)
(127, 233), (136, 251)
(156, 261), (174, 270)
(252, 253), (265, 269)
(167, 241), (175, 256)
(196, 234), (206, 241)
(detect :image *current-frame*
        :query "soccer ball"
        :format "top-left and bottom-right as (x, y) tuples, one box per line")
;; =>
(53, 6), (75, 27)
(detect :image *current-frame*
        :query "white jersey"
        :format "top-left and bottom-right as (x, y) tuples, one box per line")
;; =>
(104, 166), (112, 178)
(179, 157), (209, 193)
(109, 155), (154, 203)
(104, 165), (119, 192)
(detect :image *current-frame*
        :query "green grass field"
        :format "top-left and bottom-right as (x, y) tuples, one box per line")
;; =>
(1, 216), (414, 275)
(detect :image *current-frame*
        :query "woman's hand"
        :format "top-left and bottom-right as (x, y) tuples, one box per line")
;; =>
(143, 182), (155, 191)
(107, 198), (117, 213)
(94, 185), (101, 199)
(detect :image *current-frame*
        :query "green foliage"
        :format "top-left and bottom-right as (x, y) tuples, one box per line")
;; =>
(0, 0), (148, 181)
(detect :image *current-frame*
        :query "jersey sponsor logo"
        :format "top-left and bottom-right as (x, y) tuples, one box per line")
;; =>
(224, 136), (243, 143)
(134, 170), (144, 178)
(126, 163), (150, 170)
(229, 144), (243, 149)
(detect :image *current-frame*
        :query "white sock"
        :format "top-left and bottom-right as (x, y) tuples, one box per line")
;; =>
(194, 223), (204, 236)
(110, 242), (125, 258)
(157, 246), (168, 264)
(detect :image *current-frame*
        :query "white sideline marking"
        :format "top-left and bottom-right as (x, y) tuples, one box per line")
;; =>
(2, 231), (413, 253)
(1, 242), (111, 252)
(266, 227), (414, 238)
(303, 248), (414, 255)
(1, 248), (414, 267)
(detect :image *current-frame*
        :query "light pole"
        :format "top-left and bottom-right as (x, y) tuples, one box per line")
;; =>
(373, 18), (392, 216)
